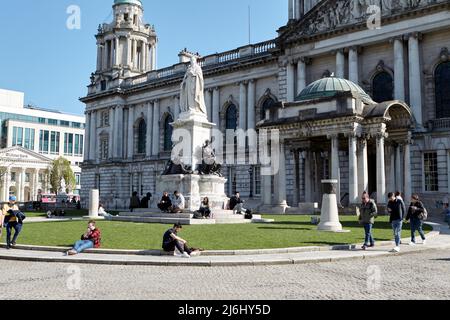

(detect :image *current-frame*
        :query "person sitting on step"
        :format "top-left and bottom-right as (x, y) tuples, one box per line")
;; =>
(197, 197), (211, 219)
(170, 191), (185, 214)
(229, 192), (248, 215)
(66, 220), (101, 256)
(158, 191), (172, 213)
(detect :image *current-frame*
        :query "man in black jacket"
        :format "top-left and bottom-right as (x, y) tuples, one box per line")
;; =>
(229, 192), (248, 215)
(387, 192), (406, 253)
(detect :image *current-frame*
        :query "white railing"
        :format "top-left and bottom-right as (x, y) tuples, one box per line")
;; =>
(254, 40), (277, 55)
(218, 49), (240, 63)
(430, 118), (450, 130)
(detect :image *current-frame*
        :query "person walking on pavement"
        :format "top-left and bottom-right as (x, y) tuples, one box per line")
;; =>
(358, 192), (378, 250)
(406, 194), (427, 246)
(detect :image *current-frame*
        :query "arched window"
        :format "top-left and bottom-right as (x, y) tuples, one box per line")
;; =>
(261, 98), (276, 121)
(372, 72), (394, 103)
(435, 62), (450, 119)
(164, 115), (174, 151)
(226, 104), (237, 130)
(137, 119), (146, 154)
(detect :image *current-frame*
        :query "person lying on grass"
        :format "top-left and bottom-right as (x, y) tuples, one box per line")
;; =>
(66, 220), (101, 256)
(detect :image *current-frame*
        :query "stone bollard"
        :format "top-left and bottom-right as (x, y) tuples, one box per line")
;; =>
(318, 180), (343, 232)
(89, 189), (99, 218)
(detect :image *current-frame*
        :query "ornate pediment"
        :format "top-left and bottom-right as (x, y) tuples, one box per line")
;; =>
(0, 146), (52, 164)
(279, 0), (450, 44)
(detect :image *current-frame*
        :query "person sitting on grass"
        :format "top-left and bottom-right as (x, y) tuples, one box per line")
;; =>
(66, 220), (101, 256)
(170, 191), (185, 213)
(158, 191), (172, 213)
(162, 223), (199, 258)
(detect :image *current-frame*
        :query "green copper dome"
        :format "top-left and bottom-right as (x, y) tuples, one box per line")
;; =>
(113, 0), (142, 7)
(296, 77), (374, 103)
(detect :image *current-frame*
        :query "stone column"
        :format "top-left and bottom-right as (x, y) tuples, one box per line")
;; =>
(89, 111), (97, 162)
(293, 150), (300, 206)
(102, 42), (108, 70)
(318, 180), (343, 232)
(212, 87), (220, 126)
(393, 37), (405, 101)
(297, 58), (307, 96)
(349, 46), (359, 83)
(84, 112), (91, 161)
(288, 0), (294, 20)
(33, 168), (39, 202)
(18, 168), (25, 202)
(304, 151), (312, 203)
(295, 0), (304, 19)
(109, 107), (115, 159)
(276, 141), (288, 207)
(89, 189), (99, 218)
(142, 42), (148, 71)
(110, 39), (114, 68)
(239, 82), (247, 130)
(115, 106), (124, 159)
(357, 138), (369, 195)
(287, 61), (295, 102)
(152, 100), (160, 156)
(127, 107), (134, 159)
(126, 37), (132, 67)
(376, 131), (387, 204)
(132, 39), (137, 69)
(146, 102), (153, 158)
(395, 144), (402, 192)
(407, 32), (423, 127)
(404, 133), (413, 205)
(329, 134), (340, 205)
(3, 167), (10, 202)
(247, 80), (256, 148)
(348, 133), (359, 204)
(174, 96), (180, 121)
(96, 44), (102, 71)
(114, 37), (119, 66)
(335, 49), (345, 79)
(388, 144), (396, 196)
(152, 42), (157, 70)
(205, 89), (212, 123)
(262, 173), (272, 205)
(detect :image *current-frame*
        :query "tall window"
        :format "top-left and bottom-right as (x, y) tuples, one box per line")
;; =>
(39, 130), (49, 153)
(100, 138), (109, 160)
(64, 133), (74, 156)
(226, 105), (237, 130)
(101, 111), (110, 127)
(50, 131), (60, 154)
(261, 98), (276, 121)
(164, 115), (174, 151)
(435, 62), (450, 119)
(74, 134), (83, 156)
(372, 72), (394, 103)
(424, 152), (438, 192)
(24, 128), (35, 150)
(254, 167), (261, 196)
(137, 119), (147, 154)
(12, 127), (23, 147)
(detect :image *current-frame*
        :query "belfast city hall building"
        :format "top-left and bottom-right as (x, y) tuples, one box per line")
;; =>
(80, 0), (450, 213)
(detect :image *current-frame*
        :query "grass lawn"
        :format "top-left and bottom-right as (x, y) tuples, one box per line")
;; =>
(1, 215), (432, 250)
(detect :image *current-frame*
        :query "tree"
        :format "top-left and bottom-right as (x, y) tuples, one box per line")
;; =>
(49, 157), (76, 195)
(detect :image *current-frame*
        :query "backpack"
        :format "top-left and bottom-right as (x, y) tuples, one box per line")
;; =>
(193, 211), (203, 219)
(244, 210), (253, 220)
(419, 207), (428, 221)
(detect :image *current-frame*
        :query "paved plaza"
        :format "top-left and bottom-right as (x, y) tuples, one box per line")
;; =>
(0, 248), (449, 300)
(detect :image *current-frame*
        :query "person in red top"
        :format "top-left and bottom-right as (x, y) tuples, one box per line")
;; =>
(66, 220), (101, 256)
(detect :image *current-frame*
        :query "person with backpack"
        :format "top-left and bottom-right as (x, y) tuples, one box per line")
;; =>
(405, 194), (427, 245)
(1, 196), (25, 250)
(358, 191), (378, 250)
(387, 192), (406, 253)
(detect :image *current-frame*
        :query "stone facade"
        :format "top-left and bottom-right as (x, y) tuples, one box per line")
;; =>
(81, 0), (450, 212)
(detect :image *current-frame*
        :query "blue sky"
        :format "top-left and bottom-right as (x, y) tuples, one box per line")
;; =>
(0, 0), (287, 116)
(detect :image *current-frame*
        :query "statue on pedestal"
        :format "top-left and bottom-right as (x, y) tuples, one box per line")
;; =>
(198, 140), (222, 177)
(180, 55), (207, 115)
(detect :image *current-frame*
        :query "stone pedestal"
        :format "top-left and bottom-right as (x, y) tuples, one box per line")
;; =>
(156, 174), (228, 211)
(89, 189), (99, 218)
(172, 111), (215, 172)
(318, 180), (343, 232)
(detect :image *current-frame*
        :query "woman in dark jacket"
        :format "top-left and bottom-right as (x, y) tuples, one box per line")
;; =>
(198, 197), (211, 219)
(406, 194), (427, 245)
